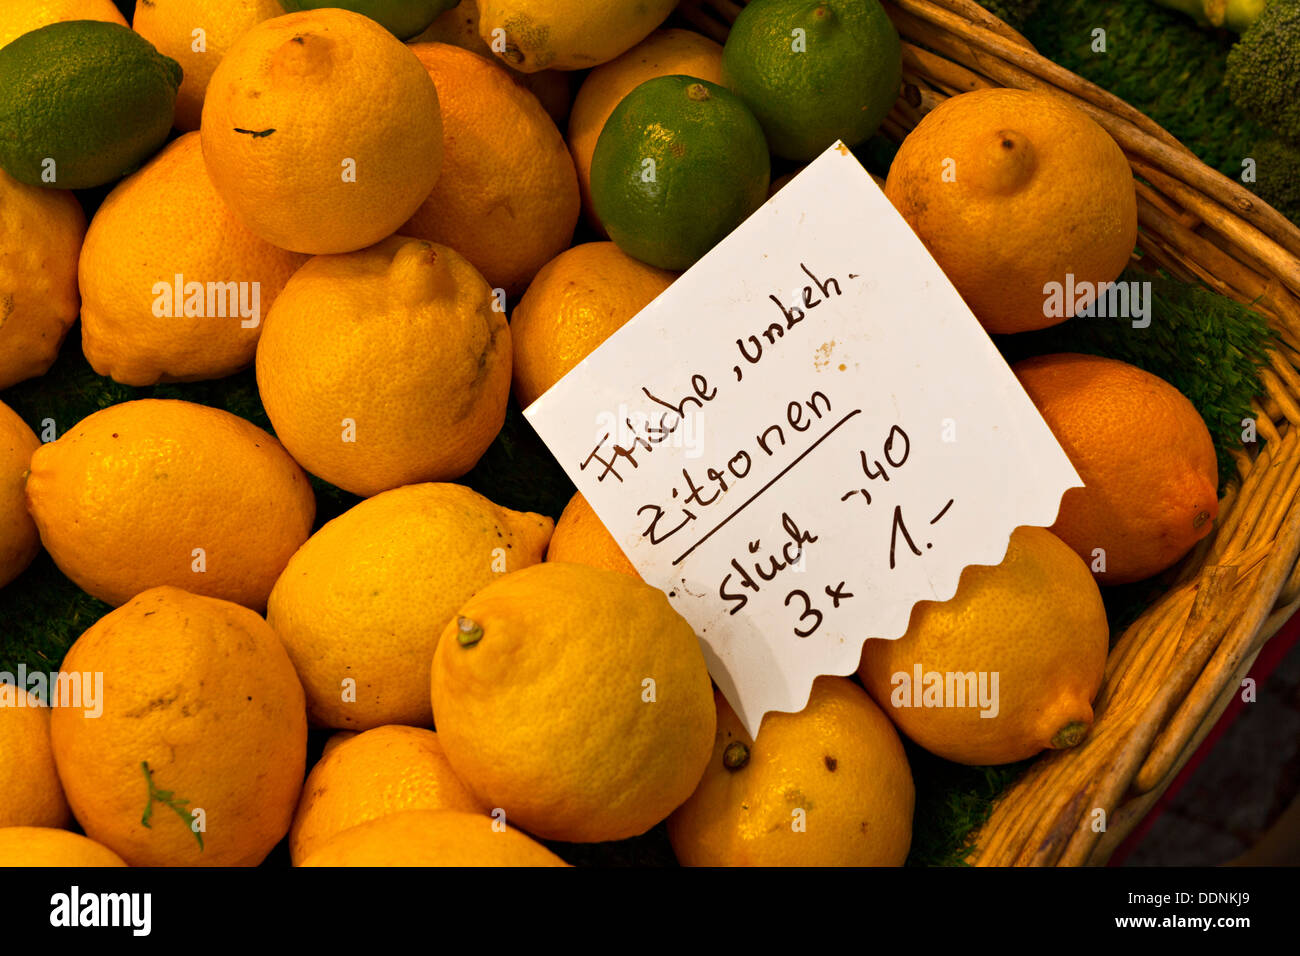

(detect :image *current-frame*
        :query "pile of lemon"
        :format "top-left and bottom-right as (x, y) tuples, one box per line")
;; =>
(0, 0), (1221, 867)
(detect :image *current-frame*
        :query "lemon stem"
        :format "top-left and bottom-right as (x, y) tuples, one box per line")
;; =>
(456, 616), (483, 648)
(1050, 721), (1088, 750)
(722, 741), (750, 770)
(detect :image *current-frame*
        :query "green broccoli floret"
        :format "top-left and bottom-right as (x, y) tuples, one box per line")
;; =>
(1248, 138), (1300, 224)
(977, 0), (1042, 31)
(1226, 0), (1300, 142)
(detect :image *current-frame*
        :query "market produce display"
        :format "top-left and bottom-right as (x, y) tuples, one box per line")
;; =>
(0, 0), (1289, 870)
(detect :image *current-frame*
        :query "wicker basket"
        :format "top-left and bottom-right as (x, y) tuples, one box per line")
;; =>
(679, 0), (1300, 865)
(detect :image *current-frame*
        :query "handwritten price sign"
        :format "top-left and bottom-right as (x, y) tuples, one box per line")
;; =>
(525, 144), (1080, 736)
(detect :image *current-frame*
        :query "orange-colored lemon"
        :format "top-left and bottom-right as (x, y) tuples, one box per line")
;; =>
(0, 168), (84, 389)
(0, 399), (40, 588)
(568, 28), (724, 230)
(290, 725), (484, 864)
(402, 43), (578, 296)
(510, 241), (674, 408)
(884, 89), (1137, 334)
(266, 482), (552, 729)
(298, 809), (569, 866)
(50, 586), (307, 866)
(858, 526), (1109, 765)
(431, 562), (715, 842)
(25, 399), (315, 609)
(669, 676), (914, 866)
(78, 132), (307, 385)
(547, 491), (639, 578)
(201, 8), (443, 254)
(1014, 352), (1220, 584)
(0, 827), (126, 866)
(133, 0), (284, 131)
(256, 236), (511, 497)
(410, 0), (571, 123)
(0, 684), (70, 828)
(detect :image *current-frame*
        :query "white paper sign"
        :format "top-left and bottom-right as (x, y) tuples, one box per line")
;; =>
(525, 143), (1082, 737)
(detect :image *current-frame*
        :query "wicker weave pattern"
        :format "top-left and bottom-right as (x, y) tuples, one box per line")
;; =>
(681, 0), (1300, 865)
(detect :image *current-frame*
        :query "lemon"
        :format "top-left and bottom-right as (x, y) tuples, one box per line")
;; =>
(402, 41), (579, 296)
(0, 400), (41, 588)
(256, 236), (511, 497)
(410, 0), (572, 123)
(546, 491), (640, 578)
(50, 586), (307, 866)
(266, 482), (552, 729)
(133, 0), (284, 131)
(289, 725), (483, 864)
(201, 8), (443, 254)
(0, 827), (127, 866)
(0, 169), (84, 389)
(509, 241), (675, 408)
(430, 562), (715, 842)
(476, 0), (677, 72)
(857, 526), (1109, 765)
(884, 88), (1137, 334)
(78, 132), (307, 386)
(298, 810), (569, 866)
(0, 0), (127, 50)
(669, 676), (913, 866)
(25, 399), (315, 610)
(0, 684), (70, 828)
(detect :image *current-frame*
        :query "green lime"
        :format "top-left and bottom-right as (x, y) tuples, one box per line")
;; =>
(278, 0), (458, 39)
(0, 21), (181, 190)
(591, 75), (770, 271)
(722, 0), (902, 161)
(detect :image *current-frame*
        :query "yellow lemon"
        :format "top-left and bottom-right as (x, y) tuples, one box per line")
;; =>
(403, 42), (579, 297)
(267, 482), (552, 729)
(476, 0), (678, 72)
(546, 491), (639, 578)
(133, 0), (284, 131)
(289, 725), (484, 864)
(857, 526), (1109, 765)
(78, 132), (307, 385)
(201, 8), (443, 254)
(0, 168), (84, 389)
(0, 684), (70, 828)
(510, 241), (673, 408)
(25, 399), (315, 609)
(669, 676), (914, 866)
(256, 236), (511, 496)
(430, 562), (715, 842)
(0, 827), (127, 866)
(0, 0), (126, 50)
(884, 88), (1137, 334)
(50, 586), (307, 866)
(411, 0), (571, 123)
(298, 809), (569, 866)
